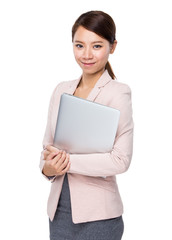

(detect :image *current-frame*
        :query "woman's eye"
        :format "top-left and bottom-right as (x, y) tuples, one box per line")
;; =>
(75, 44), (83, 49)
(94, 45), (102, 49)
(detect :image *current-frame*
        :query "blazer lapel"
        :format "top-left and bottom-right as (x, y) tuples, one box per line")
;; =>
(65, 70), (112, 102)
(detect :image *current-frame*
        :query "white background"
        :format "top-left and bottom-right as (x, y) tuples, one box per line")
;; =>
(0, 0), (172, 239)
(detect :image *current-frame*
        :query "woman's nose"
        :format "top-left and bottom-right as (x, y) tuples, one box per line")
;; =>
(83, 47), (93, 59)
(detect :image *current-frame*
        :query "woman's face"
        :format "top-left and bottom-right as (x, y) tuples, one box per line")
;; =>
(73, 26), (116, 75)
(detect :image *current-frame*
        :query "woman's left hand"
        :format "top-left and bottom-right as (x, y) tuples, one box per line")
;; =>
(44, 145), (62, 160)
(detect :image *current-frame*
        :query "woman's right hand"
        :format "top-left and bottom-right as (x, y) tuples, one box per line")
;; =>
(42, 150), (71, 177)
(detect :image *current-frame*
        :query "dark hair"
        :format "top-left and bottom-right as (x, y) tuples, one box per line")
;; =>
(72, 11), (116, 79)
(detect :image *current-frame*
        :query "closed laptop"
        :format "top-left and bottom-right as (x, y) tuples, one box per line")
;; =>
(53, 93), (120, 154)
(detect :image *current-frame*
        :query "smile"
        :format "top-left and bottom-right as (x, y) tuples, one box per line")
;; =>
(81, 62), (95, 66)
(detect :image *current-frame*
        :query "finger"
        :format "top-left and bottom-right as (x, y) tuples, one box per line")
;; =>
(51, 151), (64, 164)
(58, 151), (67, 164)
(44, 150), (50, 159)
(46, 152), (58, 161)
(53, 151), (67, 167)
(57, 154), (70, 172)
(59, 162), (71, 175)
(46, 145), (60, 153)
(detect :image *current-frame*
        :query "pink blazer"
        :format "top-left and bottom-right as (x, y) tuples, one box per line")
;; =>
(39, 70), (134, 223)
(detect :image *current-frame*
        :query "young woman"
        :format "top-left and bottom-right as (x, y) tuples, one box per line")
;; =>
(40, 10), (134, 240)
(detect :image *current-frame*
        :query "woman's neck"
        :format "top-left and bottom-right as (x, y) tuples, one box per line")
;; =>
(79, 69), (105, 90)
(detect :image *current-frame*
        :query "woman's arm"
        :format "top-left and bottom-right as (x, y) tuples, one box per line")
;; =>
(45, 84), (134, 178)
(39, 82), (67, 182)
(68, 84), (134, 177)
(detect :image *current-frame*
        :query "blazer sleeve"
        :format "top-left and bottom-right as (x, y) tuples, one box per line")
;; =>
(68, 84), (134, 177)
(39, 82), (63, 182)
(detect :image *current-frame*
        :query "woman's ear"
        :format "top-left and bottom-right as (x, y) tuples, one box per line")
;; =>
(110, 40), (117, 54)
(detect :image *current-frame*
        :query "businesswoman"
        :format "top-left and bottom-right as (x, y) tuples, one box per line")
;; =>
(40, 10), (134, 240)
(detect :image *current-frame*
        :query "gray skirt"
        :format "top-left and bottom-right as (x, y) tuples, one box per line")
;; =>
(49, 174), (124, 240)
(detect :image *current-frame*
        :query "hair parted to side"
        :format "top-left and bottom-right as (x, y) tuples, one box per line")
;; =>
(72, 10), (116, 79)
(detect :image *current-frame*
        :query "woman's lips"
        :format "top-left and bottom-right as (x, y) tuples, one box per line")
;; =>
(81, 62), (95, 66)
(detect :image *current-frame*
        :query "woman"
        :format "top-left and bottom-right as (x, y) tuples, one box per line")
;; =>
(40, 10), (134, 240)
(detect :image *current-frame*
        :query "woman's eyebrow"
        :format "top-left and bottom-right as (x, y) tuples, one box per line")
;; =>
(92, 41), (104, 44)
(74, 40), (104, 44)
(74, 40), (84, 43)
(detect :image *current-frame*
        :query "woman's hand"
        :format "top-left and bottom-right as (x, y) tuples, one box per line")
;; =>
(42, 146), (70, 177)
(43, 145), (60, 159)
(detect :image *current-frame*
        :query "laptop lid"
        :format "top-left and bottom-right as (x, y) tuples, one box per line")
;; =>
(53, 93), (120, 154)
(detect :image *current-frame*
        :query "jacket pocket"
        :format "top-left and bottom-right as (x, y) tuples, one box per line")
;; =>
(86, 176), (116, 193)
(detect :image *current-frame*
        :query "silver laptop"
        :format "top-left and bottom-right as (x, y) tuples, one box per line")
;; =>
(53, 93), (120, 154)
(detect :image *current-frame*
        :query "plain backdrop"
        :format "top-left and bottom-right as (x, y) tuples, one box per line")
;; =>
(0, 0), (172, 239)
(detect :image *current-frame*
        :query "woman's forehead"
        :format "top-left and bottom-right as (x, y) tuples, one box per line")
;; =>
(73, 26), (107, 43)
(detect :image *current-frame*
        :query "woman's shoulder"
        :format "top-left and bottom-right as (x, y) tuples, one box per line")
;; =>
(107, 78), (132, 95)
(52, 77), (132, 96)
(52, 78), (77, 93)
